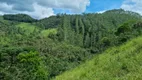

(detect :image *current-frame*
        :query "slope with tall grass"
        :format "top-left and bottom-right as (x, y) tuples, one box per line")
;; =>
(55, 36), (142, 80)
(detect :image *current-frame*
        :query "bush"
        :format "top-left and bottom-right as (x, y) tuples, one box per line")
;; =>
(17, 51), (48, 80)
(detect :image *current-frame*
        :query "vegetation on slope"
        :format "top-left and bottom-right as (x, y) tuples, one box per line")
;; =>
(0, 20), (93, 79)
(0, 9), (142, 80)
(53, 9), (142, 53)
(55, 36), (142, 80)
(40, 29), (57, 37)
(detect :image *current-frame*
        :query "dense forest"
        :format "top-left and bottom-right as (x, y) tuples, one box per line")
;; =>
(0, 9), (142, 80)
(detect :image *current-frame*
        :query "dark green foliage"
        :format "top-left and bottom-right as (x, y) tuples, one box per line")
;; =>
(28, 38), (93, 77)
(44, 43), (92, 77)
(0, 47), (45, 80)
(84, 33), (90, 48)
(36, 16), (61, 29)
(132, 21), (142, 35)
(55, 9), (142, 53)
(100, 37), (111, 47)
(3, 14), (37, 22)
(115, 21), (142, 44)
(115, 23), (130, 35)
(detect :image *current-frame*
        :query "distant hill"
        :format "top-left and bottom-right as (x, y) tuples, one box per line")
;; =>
(55, 36), (142, 80)
(3, 14), (37, 22)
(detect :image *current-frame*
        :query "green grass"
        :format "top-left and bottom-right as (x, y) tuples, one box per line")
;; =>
(54, 36), (142, 80)
(16, 23), (39, 35)
(0, 16), (3, 20)
(40, 29), (57, 37)
(16, 23), (57, 37)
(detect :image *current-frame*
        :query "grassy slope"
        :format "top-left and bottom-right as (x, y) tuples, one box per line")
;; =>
(16, 23), (57, 37)
(40, 29), (57, 37)
(55, 36), (142, 80)
(0, 16), (3, 20)
(16, 23), (39, 34)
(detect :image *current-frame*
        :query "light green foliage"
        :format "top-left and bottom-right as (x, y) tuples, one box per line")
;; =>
(40, 28), (57, 37)
(55, 36), (142, 80)
(0, 16), (3, 20)
(17, 51), (48, 80)
(16, 23), (39, 35)
(0, 37), (10, 45)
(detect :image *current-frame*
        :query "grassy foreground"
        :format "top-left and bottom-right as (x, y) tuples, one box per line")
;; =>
(54, 36), (142, 80)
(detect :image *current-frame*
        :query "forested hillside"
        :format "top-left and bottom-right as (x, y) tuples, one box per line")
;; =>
(0, 9), (142, 80)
